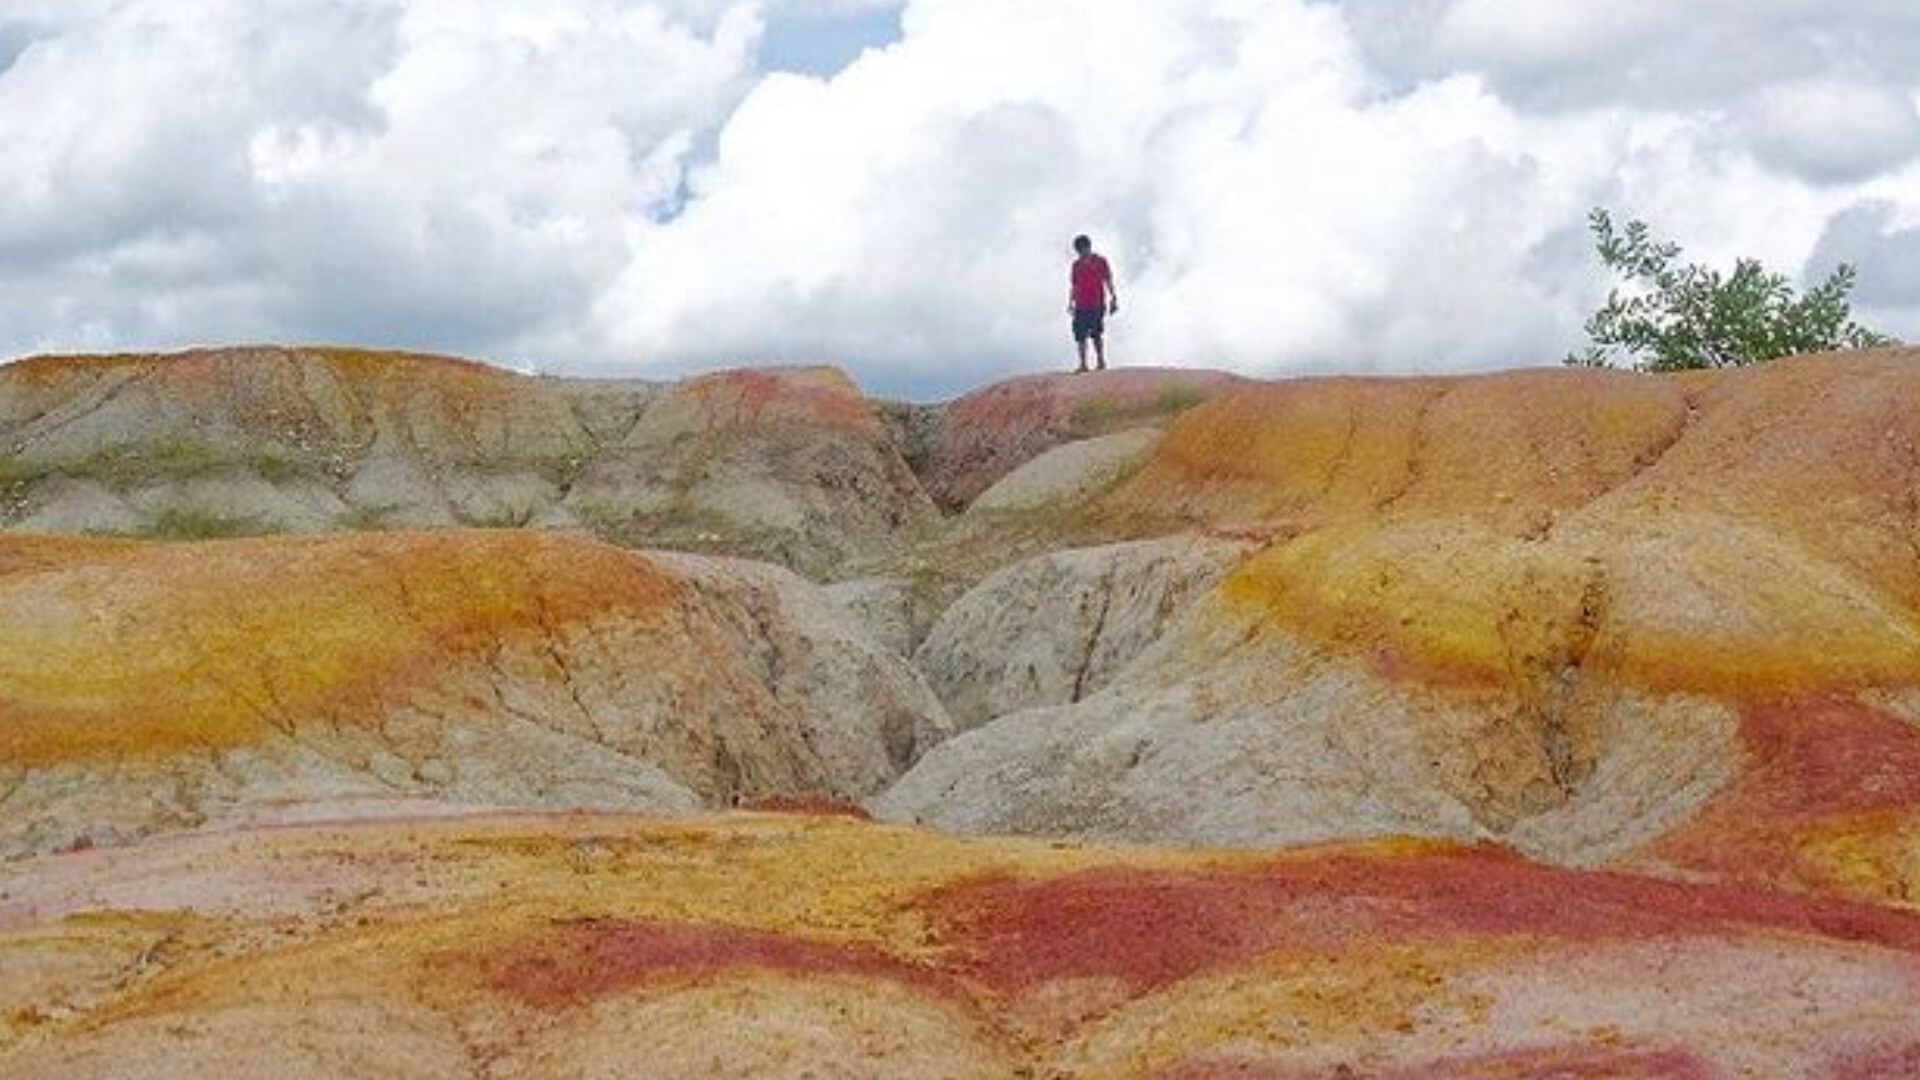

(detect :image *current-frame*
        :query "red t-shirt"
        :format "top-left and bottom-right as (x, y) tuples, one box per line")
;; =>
(1071, 254), (1111, 310)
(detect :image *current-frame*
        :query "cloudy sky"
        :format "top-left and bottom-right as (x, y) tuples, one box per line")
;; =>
(2, 0), (1917, 398)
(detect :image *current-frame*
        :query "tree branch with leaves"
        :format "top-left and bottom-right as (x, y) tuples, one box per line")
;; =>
(1567, 209), (1895, 371)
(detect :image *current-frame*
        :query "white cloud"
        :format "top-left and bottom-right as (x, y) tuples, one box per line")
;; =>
(0, 0), (1915, 397)
(1433, 0), (1672, 75)
(0, 0), (763, 354)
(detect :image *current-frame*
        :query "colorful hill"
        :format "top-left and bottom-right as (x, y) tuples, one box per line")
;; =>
(6, 345), (1920, 1076)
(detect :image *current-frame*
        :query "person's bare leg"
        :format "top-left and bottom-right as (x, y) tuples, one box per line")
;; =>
(1076, 338), (1089, 373)
(1093, 335), (1107, 370)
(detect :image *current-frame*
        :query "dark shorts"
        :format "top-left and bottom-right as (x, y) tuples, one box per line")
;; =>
(1072, 306), (1106, 342)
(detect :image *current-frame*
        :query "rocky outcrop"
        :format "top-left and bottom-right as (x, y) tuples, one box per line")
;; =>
(0, 349), (936, 577)
(0, 530), (951, 858)
(912, 535), (1254, 729)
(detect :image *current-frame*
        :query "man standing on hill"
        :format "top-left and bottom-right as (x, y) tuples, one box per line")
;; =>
(1068, 235), (1119, 373)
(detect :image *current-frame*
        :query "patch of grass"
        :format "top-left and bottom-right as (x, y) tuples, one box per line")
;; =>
(1071, 394), (1121, 429)
(573, 499), (739, 544)
(136, 505), (271, 541)
(69, 436), (227, 487)
(571, 498), (814, 570)
(11, 435), (322, 491)
(460, 505), (539, 530)
(336, 504), (401, 531)
(566, 500), (631, 538)
(446, 455), (586, 491)
(253, 451), (306, 485)
(1155, 384), (1208, 416)
(0, 456), (36, 486)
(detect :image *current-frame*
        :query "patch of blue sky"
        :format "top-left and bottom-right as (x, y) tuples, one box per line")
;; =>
(0, 21), (45, 77)
(758, 5), (903, 76)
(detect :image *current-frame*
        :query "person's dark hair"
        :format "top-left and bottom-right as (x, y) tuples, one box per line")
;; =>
(1073, 235), (1092, 254)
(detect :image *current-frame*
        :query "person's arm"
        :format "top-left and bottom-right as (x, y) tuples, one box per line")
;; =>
(1105, 261), (1119, 313)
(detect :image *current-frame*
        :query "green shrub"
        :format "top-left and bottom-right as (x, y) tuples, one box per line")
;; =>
(7, 436), (318, 490)
(460, 505), (538, 530)
(252, 451), (306, 485)
(1071, 394), (1121, 429)
(1568, 208), (1895, 371)
(0, 457), (35, 486)
(336, 505), (400, 531)
(1155, 385), (1207, 416)
(137, 506), (269, 541)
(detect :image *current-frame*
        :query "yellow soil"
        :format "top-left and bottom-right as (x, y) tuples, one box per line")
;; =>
(1124, 351), (1920, 699)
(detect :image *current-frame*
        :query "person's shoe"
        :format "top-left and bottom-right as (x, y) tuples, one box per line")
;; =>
(1074, 366), (1088, 374)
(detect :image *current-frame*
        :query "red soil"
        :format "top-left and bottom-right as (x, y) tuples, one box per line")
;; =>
(467, 918), (937, 1010)
(457, 844), (1920, 1018)
(919, 845), (1920, 998)
(1647, 699), (1920, 889)
(1718, 700), (1920, 821)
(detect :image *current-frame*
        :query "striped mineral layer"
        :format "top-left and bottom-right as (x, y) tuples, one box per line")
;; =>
(4, 346), (1920, 1077)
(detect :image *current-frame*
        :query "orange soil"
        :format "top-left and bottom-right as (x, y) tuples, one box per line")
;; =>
(0, 346), (525, 415)
(0, 530), (681, 765)
(1112, 366), (1686, 529)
